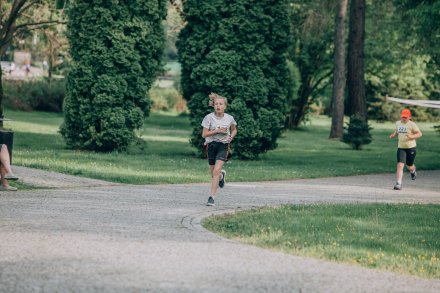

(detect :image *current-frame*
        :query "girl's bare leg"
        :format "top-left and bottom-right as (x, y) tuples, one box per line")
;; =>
(210, 160), (225, 197)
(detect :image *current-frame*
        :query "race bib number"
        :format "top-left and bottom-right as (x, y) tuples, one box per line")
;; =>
(397, 126), (408, 134)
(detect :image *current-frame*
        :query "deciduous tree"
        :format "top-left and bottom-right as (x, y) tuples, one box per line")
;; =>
(0, 0), (65, 127)
(286, 0), (334, 128)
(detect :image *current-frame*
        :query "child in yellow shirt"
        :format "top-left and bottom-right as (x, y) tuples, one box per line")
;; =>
(389, 109), (422, 190)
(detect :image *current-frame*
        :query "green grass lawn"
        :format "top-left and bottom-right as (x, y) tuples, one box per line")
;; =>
(5, 109), (440, 184)
(203, 204), (440, 278)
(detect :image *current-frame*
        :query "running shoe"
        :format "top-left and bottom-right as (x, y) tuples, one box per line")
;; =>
(410, 170), (417, 180)
(4, 173), (18, 180)
(219, 170), (226, 188)
(393, 183), (402, 190)
(207, 196), (215, 206)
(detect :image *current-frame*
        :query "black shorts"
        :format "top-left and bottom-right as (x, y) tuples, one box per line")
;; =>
(206, 141), (229, 165)
(397, 148), (416, 166)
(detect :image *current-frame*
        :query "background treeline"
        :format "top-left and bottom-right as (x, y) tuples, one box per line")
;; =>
(5, 0), (437, 123)
(3, 0), (440, 121)
(286, 0), (439, 127)
(1, 0), (438, 154)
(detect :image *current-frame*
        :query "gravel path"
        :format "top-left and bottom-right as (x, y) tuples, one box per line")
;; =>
(1, 167), (439, 292)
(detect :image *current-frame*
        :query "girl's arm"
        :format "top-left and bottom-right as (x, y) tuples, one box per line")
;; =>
(202, 127), (225, 138)
(229, 124), (237, 142)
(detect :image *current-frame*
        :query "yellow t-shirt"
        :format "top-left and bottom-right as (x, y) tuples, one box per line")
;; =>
(396, 120), (419, 149)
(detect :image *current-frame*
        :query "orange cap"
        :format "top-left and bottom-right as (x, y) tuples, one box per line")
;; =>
(401, 109), (411, 118)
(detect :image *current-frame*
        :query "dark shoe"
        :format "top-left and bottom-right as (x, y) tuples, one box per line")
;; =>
(4, 173), (18, 181)
(410, 170), (416, 180)
(219, 170), (226, 188)
(0, 185), (17, 191)
(393, 183), (402, 190)
(207, 196), (215, 206)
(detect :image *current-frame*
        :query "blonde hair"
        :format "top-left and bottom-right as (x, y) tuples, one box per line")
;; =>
(208, 92), (227, 106)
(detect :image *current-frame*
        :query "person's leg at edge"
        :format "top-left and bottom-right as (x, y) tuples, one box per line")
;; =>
(0, 144), (16, 176)
(0, 164), (16, 191)
(210, 160), (225, 198)
(0, 164), (6, 186)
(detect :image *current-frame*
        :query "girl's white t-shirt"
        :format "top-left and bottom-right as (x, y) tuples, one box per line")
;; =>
(201, 112), (237, 144)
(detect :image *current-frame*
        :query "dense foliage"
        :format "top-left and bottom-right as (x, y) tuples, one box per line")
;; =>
(3, 79), (65, 112)
(364, 1), (439, 122)
(285, 0), (439, 126)
(286, 0), (334, 128)
(177, 0), (290, 159)
(61, 0), (166, 151)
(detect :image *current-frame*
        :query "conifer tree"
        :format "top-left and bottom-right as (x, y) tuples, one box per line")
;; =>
(342, 114), (372, 150)
(61, 0), (166, 151)
(177, 0), (290, 159)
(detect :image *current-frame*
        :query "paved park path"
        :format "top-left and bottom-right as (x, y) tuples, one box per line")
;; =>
(1, 166), (439, 292)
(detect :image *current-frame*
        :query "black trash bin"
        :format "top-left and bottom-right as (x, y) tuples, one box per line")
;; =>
(0, 130), (14, 163)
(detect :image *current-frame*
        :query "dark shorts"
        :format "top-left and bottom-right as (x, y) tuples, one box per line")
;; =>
(397, 148), (416, 166)
(206, 141), (229, 165)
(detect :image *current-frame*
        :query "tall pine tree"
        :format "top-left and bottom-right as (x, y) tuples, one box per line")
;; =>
(177, 0), (290, 159)
(61, 0), (166, 151)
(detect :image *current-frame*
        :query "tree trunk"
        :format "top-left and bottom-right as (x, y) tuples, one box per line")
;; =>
(287, 80), (313, 129)
(347, 0), (367, 119)
(48, 38), (53, 80)
(329, 0), (348, 139)
(292, 85), (311, 128)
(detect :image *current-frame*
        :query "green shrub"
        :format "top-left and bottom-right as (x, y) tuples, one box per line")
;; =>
(60, 0), (166, 151)
(177, 0), (290, 159)
(3, 79), (65, 112)
(342, 115), (373, 150)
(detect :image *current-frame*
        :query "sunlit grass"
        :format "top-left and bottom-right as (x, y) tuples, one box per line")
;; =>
(203, 204), (440, 278)
(5, 109), (440, 184)
(5, 121), (60, 135)
(141, 135), (189, 143)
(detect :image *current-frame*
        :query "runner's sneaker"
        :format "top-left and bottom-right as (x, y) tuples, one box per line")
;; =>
(410, 170), (417, 180)
(4, 173), (18, 180)
(207, 196), (215, 206)
(393, 183), (402, 190)
(219, 170), (226, 188)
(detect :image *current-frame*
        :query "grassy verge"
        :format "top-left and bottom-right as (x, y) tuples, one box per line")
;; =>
(5, 110), (440, 184)
(203, 203), (440, 278)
